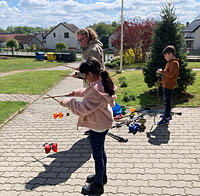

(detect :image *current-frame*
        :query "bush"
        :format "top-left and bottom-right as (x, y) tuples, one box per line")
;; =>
(118, 76), (128, 87)
(56, 42), (68, 51)
(122, 92), (136, 102)
(111, 56), (120, 62)
(105, 62), (118, 68)
(123, 49), (135, 65)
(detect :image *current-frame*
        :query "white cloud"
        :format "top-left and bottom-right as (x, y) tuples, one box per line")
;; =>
(0, 1), (8, 12)
(0, 0), (200, 30)
(19, 0), (49, 8)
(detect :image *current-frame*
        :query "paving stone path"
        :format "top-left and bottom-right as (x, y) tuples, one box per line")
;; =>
(0, 63), (200, 195)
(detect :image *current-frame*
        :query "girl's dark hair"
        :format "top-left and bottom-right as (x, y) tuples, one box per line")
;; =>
(79, 57), (115, 96)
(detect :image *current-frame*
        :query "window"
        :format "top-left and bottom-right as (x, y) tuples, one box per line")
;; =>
(64, 32), (69, 38)
(53, 33), (56, 37)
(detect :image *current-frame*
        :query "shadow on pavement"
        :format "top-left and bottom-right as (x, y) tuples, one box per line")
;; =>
(146, 125), (170, 145)
(25, 137), (91, 190)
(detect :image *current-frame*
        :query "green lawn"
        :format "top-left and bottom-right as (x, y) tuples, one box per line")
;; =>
(112, 70), (200, 108)
(0, 70), (69, 125)
(0, 70), (69, 94)
(0, 101), (27, 124)
(187, 62), (200, 69)
(0, 57), (66, 72)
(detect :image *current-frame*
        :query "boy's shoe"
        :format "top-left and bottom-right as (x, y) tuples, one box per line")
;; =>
(81, 181), (104, 195)
(84, 130), (90, 135)
(86, 174), (107, 185)
(160, 114), (172, 120)
(157, 118), (169, 125)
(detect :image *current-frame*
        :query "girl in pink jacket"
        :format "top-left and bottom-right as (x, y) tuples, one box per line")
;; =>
(60, 57), (116, 195)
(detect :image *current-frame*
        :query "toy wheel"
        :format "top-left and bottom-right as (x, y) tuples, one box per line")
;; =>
(66, 112), (70, 116)
(53, 113), (57, 119)
(140, 124), (146, 130)
(130, 108), (135, 112)
(58, 112), (63, 118)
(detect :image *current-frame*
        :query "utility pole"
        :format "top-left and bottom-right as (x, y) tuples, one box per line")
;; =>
(120, 0), (124, 72)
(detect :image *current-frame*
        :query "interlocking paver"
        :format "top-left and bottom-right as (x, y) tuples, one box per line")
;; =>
(0, 63), (200, 195)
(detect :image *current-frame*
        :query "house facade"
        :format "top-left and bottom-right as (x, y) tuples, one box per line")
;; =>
(108, 32), (116, 49)
(182, 15), (200, 50)
(44, 22), (79, 50)
(14, 35), (43, 50)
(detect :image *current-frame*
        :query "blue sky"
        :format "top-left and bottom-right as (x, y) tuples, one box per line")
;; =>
(0, 0), (200, 30)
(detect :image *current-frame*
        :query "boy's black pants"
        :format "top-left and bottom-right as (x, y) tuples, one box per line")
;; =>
(162, 87), (173, 118)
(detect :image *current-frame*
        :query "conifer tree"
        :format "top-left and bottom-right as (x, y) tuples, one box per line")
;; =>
(143, 1), (195, 93)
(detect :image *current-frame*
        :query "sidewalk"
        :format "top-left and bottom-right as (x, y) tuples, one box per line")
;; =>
(0, 66), (200, 195)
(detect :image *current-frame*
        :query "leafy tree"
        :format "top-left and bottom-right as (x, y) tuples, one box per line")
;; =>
(4, 26), (50, 34)
(143, 1), (195, 93)
(111, 17), (156, 62)
(6, 39), (19, 55)
(0, 28), (6, 33)
(6, 26), (14, 33)
(56, 42), (68, 51)
(112, 21), (118, 28)
(88, 22), (118, 48)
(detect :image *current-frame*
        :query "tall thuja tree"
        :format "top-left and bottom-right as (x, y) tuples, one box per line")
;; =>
(143, 1), (195, 93)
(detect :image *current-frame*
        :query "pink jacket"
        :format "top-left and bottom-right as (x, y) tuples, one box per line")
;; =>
(61, 79), (117, 132)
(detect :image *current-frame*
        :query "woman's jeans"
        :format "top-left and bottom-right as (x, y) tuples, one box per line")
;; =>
(89, 129), (108, 184)
(162, 87), (173, 118)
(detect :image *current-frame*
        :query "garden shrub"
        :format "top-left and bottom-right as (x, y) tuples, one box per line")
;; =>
(118, 76), (128, 87)
(122, 92), (136, 102)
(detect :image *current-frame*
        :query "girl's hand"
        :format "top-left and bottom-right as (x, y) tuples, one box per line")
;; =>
(69, 91), (75, 96)
(60, 99), (64, 106)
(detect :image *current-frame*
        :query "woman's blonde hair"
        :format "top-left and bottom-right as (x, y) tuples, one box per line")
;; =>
(76, 28), (98, 41)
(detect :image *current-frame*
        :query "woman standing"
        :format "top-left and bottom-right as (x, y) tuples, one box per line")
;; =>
(73, 28), (104, 87)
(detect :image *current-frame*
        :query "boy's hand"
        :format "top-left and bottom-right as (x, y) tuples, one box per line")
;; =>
(156, 69), (162, 73)
(75, 67), (79, 71)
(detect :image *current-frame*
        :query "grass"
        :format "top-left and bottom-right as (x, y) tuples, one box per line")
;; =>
(112, 70), (200, 108)
(0, 70), (69, 124)
(187, 62), (200, 69)
(106, 62), (200, 70)
(0, 101), (27, 124)
(0, 70), (69, 94)
(0, 57), (67, 73)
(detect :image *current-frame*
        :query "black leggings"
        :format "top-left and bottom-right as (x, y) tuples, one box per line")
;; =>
(89, 129), (108, 184)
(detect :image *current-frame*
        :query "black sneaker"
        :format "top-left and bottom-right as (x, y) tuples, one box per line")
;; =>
(160, 114), (172, 120)
(86, 174), (107, 185)
(81, 181), (104, 195)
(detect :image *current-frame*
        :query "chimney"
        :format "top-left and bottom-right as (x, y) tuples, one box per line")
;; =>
(186, 22), (189, 26)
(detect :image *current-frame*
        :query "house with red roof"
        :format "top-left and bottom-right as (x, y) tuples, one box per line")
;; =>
(0, 33), (22, 47)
